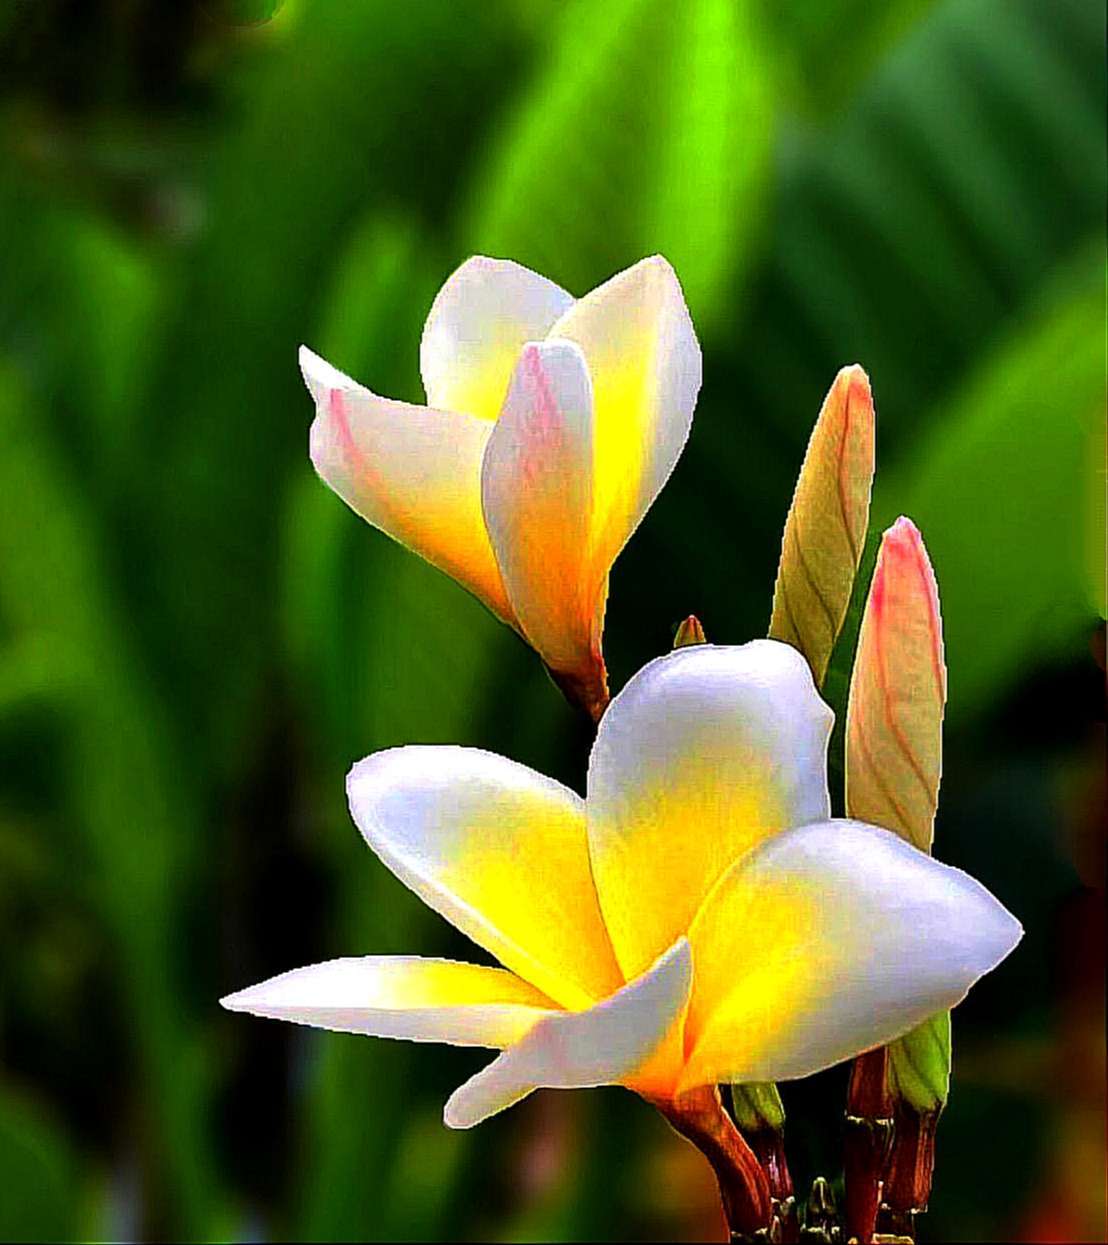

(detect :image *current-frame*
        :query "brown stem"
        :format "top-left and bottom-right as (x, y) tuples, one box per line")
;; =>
(653, 1085), (773, 1240)
(727, 1084), (796, 1239)
(843, 1048), (894, 1244)
(740, 1128), (797, 1242)
(879, 1101), (941, 1231)
(744, 1125), (793, 1202)
(548, 663), (609, 724)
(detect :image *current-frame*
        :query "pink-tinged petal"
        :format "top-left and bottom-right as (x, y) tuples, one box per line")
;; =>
(301, 346), (513, 622)
(347, 746), (623, 1011)
(481, 339), (607, 717)
(846, 518), (952, 1123)
(549, 255), (701, 581)
(221, 956), (557, 1048)
(586, 641), (832, 980)
(443, 939), (692, 1129)
(420, 257), (574, 421)
(769, 365), (875, 687)
(680, 820), (1021, 1092)
(846, 517), (946, 852)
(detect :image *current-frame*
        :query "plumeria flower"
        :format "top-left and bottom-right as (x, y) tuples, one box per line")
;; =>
(222, 641), (1020, 1130)
(300, 255), (701, 720)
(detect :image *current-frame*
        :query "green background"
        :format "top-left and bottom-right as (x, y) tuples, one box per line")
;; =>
(0, 0), (1103, 1239)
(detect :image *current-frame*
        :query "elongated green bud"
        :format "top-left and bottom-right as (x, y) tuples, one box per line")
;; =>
(769, 365), (875, 687)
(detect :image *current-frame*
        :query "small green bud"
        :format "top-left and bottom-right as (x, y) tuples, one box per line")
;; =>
(730, 1081), (785, 1134)
(887, 1011), (951, 1112)
(673, 614), (707, 647)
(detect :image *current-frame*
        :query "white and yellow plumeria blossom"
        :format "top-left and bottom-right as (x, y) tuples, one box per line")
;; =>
(222, 641), (1020, 1128)
(300, 255), (701, 719)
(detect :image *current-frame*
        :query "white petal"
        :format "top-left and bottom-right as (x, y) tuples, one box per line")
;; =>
(420, 257), (574, 421)
(548, 255), (701, 572)
(300, 345), (512, 621)
(347, 746), (623, 1011)
(220, 956), (557, 1048)
(480, 339), (603, 679)
(443, 938), (692, 1129)
(586, 641), (833, 979)
(682, 819), (1023, 1090)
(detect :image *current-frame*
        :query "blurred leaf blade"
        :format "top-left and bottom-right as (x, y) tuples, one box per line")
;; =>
(0, 1088), (78, 1242)
(872, 241), (1103, 720)
(283, 212), (513, 1240)
(463, 0), (773, 325)
(0, 366), (225, 1235)
(0, 0), (1102, 1239)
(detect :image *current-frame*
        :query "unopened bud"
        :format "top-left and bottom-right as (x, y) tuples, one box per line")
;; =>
(730, 1082), (792, 1207)
(674, 615), (707, 648)
(805, 1175), (837, 1237)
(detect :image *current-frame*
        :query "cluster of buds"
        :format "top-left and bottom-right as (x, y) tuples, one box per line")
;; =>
(224, 257), (1019, 1242)
(674, 362), (952, 1243)
(746, 365), (955, 1244)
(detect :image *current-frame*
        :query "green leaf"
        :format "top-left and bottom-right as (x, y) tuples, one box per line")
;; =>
(776, 0), (941, 116)
(1088, 412), (1106, 619)
(0, 635), (86, 718)
(0, 1090), (78, 1242)
(0, 365), (224, 1235)
(284, 213), (511, 1240)
(872, 242), (1103, 719)
(706, 0), (1103, 436)
(50, 215), (166, 467)
(141, 0), (521, 783)
(463, 0), (772, 328)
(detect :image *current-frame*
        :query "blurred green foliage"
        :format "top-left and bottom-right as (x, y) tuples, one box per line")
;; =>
(0, 0), (1103, 1240)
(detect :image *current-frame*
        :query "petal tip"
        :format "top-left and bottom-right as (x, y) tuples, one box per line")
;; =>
(220, 986), (254, 1013)
(299, 345), (353, 406)
(462, 253), (522, 273)
(887, 514), (922, 542)
(298, 345), (322, 400)
(979, 897), (1023, 973)
(838, 361), (871, 388)
(879, 519), (939, 600)
(298, 343), (324, 382)
(345, 748), (401, 812)
(844, 364), (874, 413)
(643, 253), (683, 293)
(442, 1095), (472, 1131)
(601, 252), (682, 299)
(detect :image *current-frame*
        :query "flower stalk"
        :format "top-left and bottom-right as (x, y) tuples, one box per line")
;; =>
(879, 1101), (941, 1234)
(654, 1085), (773, 1239)
(667, 622), (794, 1237)
(729, 1082), (797, 1240)
(843, 1047), (894, 1243)
(549, 663), (610, 723)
